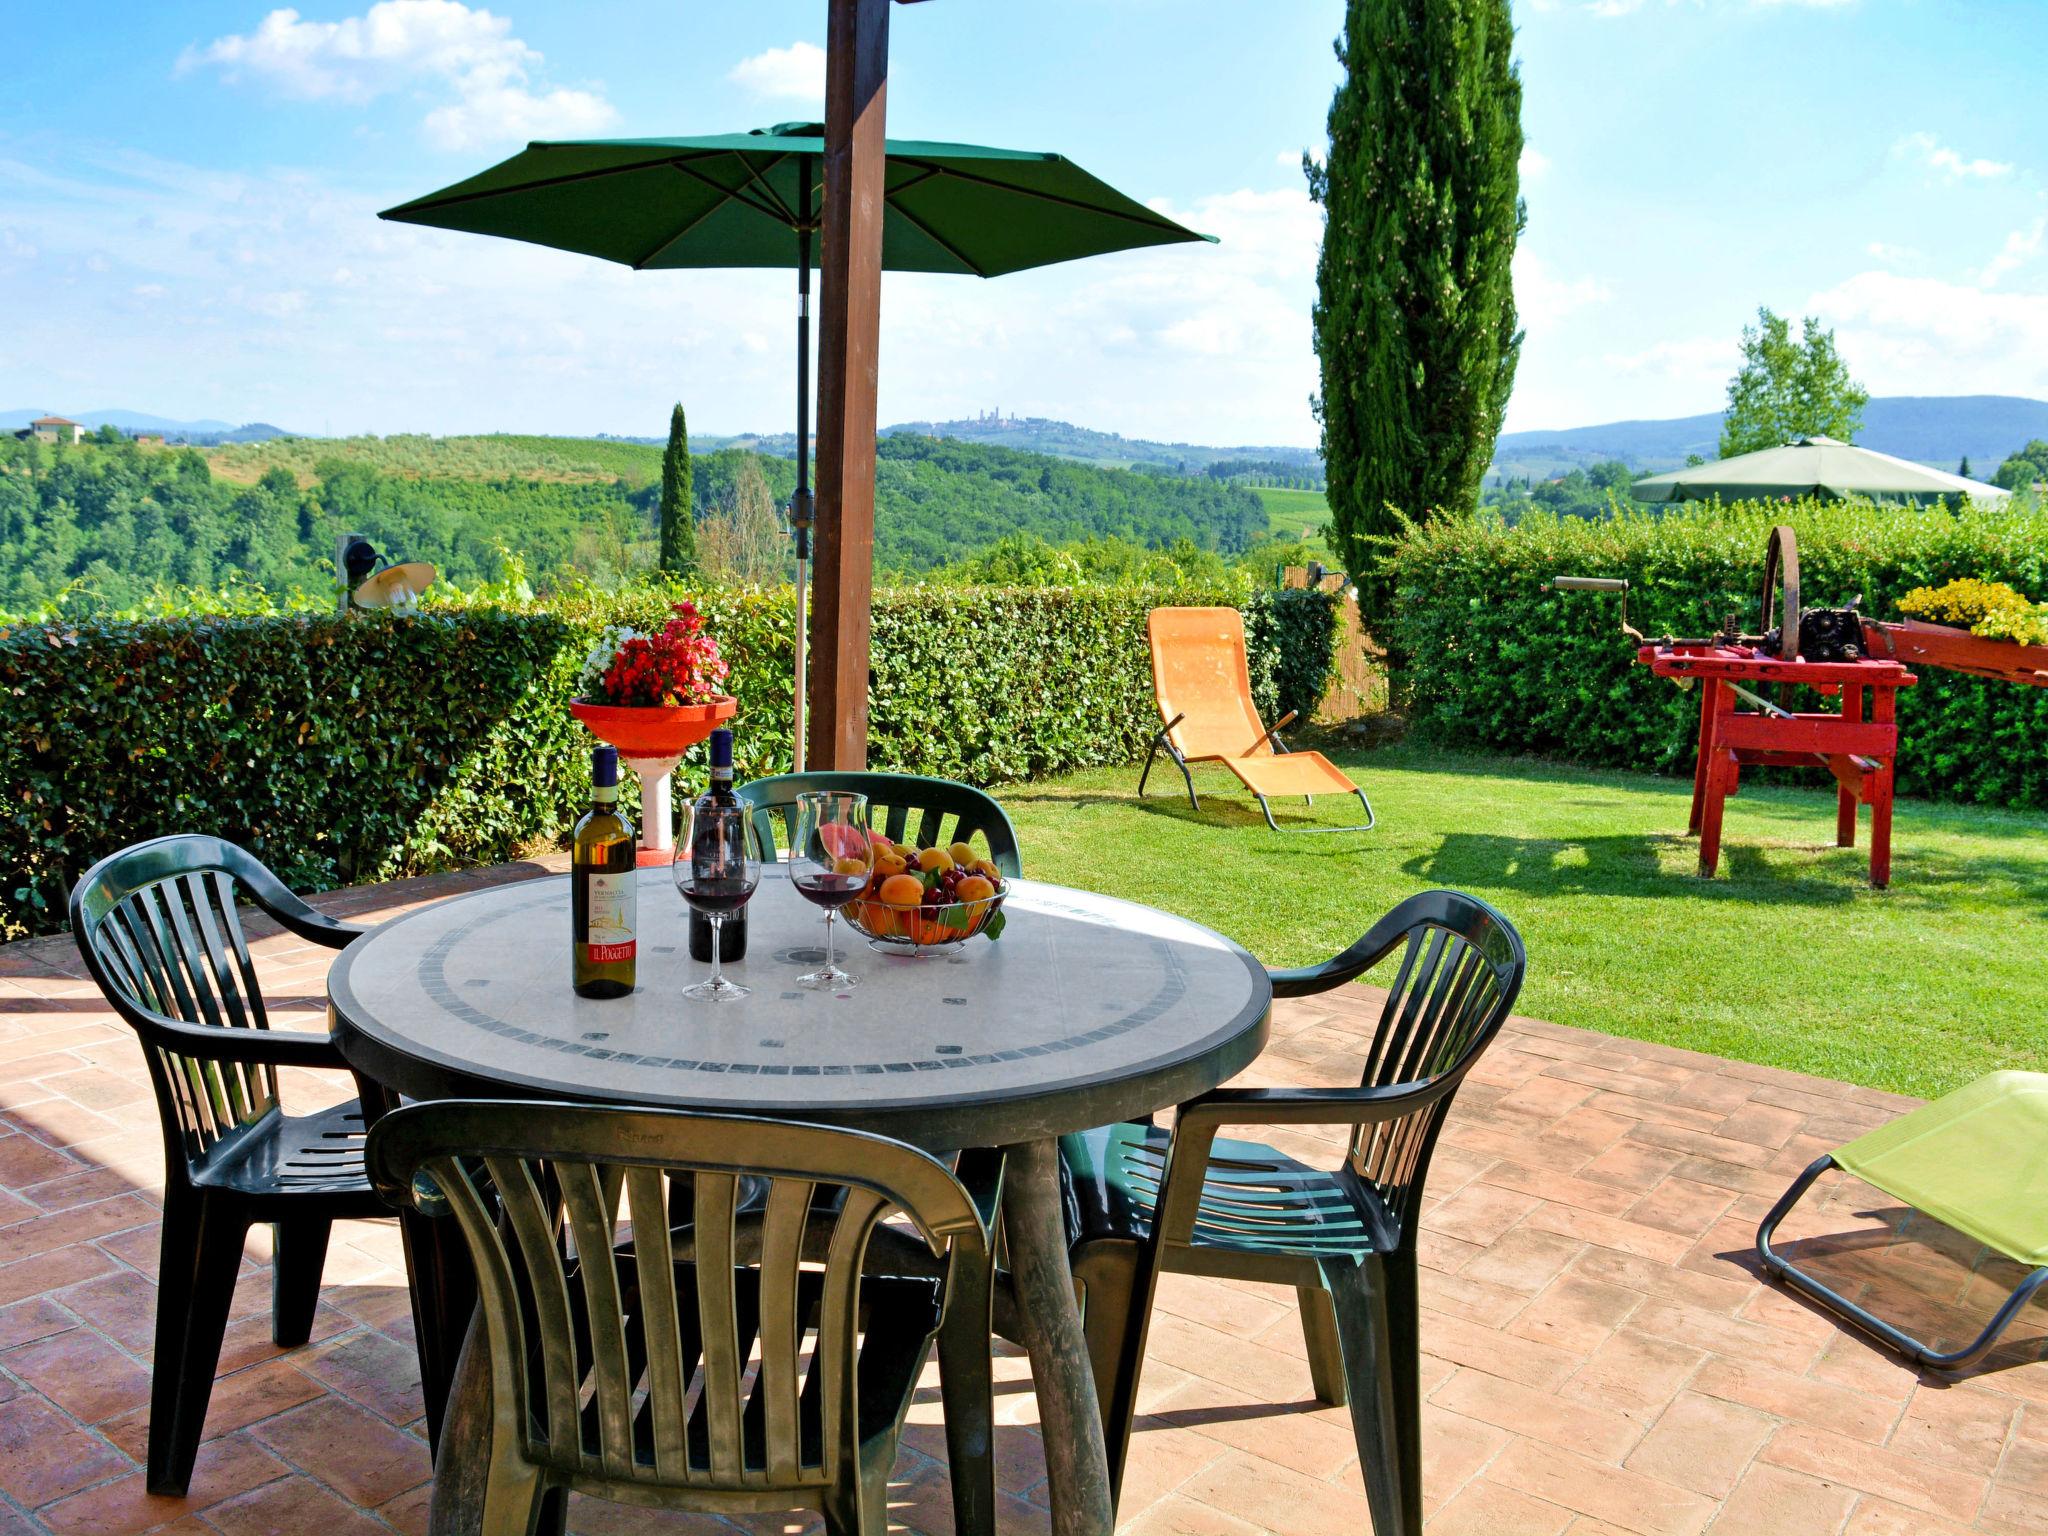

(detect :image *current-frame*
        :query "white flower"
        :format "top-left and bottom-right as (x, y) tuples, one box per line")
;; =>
(577, 624), (639, 700)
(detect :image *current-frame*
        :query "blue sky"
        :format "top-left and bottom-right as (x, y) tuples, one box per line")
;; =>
(3, 0), (2044, 445)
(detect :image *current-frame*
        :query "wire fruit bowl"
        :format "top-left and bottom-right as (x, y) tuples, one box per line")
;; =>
(843, 886), (1007, 954)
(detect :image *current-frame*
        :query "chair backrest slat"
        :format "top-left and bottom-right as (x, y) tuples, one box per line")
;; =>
(621, 1167), (690, 1480)
(689, 1170), (745, 1481)
(737, 772), (1023, 879)
(71, 835), (366, 1189)
(755, 1178), (813, 1484)
(816, 1186), (886, 1480)
(554, 1163), (630, 1477)
(367, 1104), (986, 1509)
(487, 1155), (586, 1455)
(1334, 896), (1524, 1226)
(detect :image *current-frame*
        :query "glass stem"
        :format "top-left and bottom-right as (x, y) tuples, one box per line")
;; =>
(709, 915), (724, 988)
(823, 908), (836, 973)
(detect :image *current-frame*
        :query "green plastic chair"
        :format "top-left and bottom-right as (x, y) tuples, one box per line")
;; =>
(1060, 890), (1526, 1534)
(69, 834), (382, 1495)
(366, 1100), (997, 1536)
(736, 771), (1022, 878)
(1757, 1070), (2048, 1371)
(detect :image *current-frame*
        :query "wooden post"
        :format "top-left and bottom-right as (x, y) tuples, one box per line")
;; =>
(810, 0), (892, 770)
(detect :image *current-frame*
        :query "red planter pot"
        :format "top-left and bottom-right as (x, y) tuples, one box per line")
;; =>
(569, 696), (737, 759)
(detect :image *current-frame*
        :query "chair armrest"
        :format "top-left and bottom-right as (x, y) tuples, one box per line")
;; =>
(1174, 1080), (1455, 1133)
(1267, 905), (1419, 998)
(140, 1013), (351, 1070)
(233, 858), (368, 949)
(1247, 710), (1298, 756)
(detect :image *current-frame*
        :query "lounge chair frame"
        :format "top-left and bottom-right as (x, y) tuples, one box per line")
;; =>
(1757, 1153), (2048, 1372)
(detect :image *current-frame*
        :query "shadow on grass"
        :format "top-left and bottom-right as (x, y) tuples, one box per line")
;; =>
(1023, 789), (1380, 842)
(1404, 829), (2048, 915)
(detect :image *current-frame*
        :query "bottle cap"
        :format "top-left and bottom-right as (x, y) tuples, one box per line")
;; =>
(592, 745), (619, 789)
(709, 728), (733, 770)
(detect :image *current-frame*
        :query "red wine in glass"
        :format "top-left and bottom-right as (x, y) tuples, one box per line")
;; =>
(792, 790), (870, 990)
(792, 870), (868, 909)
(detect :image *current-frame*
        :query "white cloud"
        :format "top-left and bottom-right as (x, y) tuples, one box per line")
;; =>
(1895, 131), (2011, 181)
(183, 1), (616, 150)
(1603, 336), (1736, 391)
(1809, 269), (2048, 398)
(1866, 241), (1918, 263)
(0, 149), (1323, 444)
(1520, 146), (1551, 180)
(1514, 249), (1608, 327)
(1981, 218), (2045, 288)
(728, 41), (826, 104)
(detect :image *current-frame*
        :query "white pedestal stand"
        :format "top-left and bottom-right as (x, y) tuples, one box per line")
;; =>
(625, 755), (681, 868)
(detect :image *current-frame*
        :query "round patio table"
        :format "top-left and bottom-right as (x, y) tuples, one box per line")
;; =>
(330, 867), (1270, 1535)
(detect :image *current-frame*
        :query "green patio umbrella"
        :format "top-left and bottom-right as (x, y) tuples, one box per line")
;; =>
(1631, 436), (2012, 507)
(381, 122), (1215, 770)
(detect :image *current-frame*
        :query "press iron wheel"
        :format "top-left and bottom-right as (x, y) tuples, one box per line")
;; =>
(1761, 525), (1801, 661)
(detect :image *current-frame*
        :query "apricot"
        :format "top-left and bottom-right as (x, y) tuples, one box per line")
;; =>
(948, 840), (976, 868)
(956, 875), (996, 904)
(873, 849), (909, 877)
(833, 855), (869, 878)
(972, 858), (1001, 881)
(917, 846), (955, 874)
(879, 873), (927, 908)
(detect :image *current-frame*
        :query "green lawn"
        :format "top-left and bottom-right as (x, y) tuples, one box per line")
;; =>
(998, 744), (2048, 1100)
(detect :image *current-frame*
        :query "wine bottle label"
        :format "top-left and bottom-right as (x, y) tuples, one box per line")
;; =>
(584, 871), (637, 964)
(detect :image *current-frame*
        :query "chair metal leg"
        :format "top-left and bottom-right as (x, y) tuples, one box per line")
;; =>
(1324, 1258), (1412, 1536)
(148, 1189), (248, 1495)
(1257, 787), (1377, 833)
(1297, 1284), (1348, 1407)
(1757, 1155), (2048, 1372)
(271, 1216), (332, 1347)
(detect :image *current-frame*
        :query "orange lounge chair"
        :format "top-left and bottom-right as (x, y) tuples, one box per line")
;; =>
(1139, 606), (1375, 833)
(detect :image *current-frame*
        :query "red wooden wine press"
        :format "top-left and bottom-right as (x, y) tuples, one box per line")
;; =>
(1557, 526), (2048, 888)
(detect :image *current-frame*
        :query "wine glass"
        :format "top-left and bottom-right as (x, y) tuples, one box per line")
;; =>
(790, 791), (871, 990)
(673, 800), (761, 1002)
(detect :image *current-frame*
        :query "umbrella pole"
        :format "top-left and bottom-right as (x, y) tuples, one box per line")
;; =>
(791, 206), (815, 775)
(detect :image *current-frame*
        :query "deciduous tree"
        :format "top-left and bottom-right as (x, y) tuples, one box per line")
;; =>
(1719, 308), (1868, 457)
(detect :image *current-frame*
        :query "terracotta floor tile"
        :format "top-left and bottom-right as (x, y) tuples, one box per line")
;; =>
(0, 1391), (133, 1508)
(1488, 1438), (1717, 1536)
(1621, 1390), (1774, 1500)
(32, 1434), (287, 1536)
(200, 1474), (391, 1536)
(4, 1325), (151, 1424)
(1759, 1423), (1986, 1520)
(1428, 1478), (1574, 1536)
(1688, 1358), (1898, 1445)
(1505, 1274), (1642, 1358)
(1703, 1463), (1856, 1535)
(248, 1394), (432, 1506)
(1432, 1366), (1645, 1462)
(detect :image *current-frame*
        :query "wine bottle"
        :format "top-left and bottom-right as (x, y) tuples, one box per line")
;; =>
(572, 745), (637, 999)
(689, 728), (748, 963)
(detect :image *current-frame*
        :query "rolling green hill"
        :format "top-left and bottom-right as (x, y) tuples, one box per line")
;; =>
(0, 430), (1266, 614)
(206, 433), (665, 489)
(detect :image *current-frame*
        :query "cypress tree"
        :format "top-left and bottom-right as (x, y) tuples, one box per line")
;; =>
(658, 402), (695, 575)
(1310, 0), (1525, 587)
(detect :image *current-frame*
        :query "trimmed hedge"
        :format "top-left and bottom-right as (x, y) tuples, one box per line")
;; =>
(1382, 499), (2048, 807)
(1, 584), (1337, 937)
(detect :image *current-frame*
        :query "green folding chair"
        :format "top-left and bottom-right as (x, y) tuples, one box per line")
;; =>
(1757, 1070), (2048, 1371)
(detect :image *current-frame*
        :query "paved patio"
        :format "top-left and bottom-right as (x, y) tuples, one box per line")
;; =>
(1, 863), (2044, 1535)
